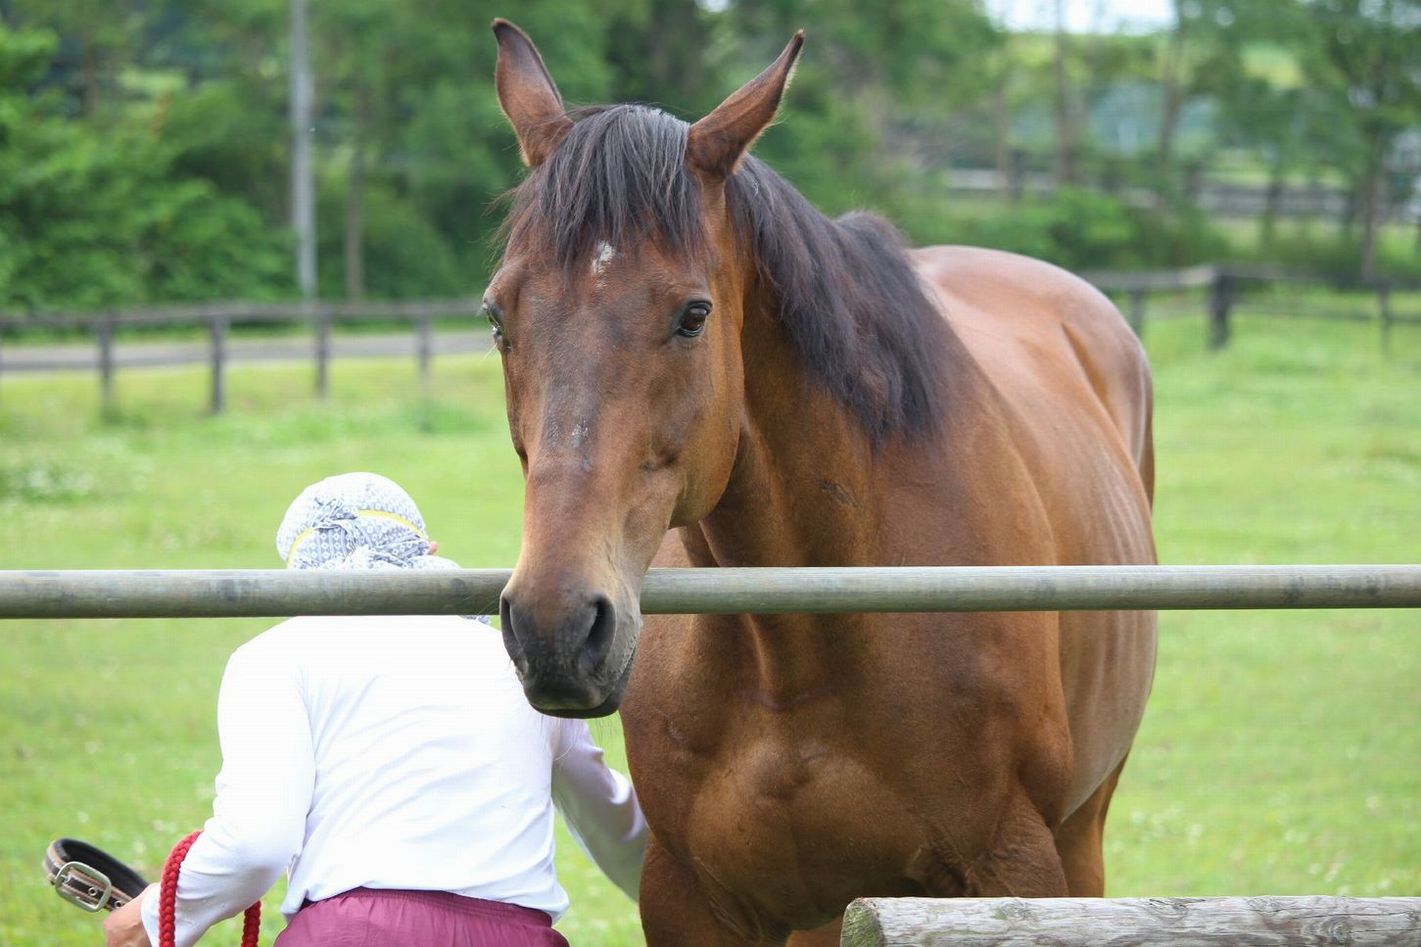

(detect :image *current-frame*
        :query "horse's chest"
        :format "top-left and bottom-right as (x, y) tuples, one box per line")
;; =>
(641, 719), (933, 926)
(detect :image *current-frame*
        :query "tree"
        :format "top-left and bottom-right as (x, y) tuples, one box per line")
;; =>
(313, 0), (397, 300)
(0, 22), (290, 311)
(1297, 0), (1421, 279)
(9, 0), (142, 118)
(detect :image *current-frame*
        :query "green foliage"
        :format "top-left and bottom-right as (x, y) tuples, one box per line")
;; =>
(0, 18), (56, 87)
(2, 0), (1420, 308)
(159, 80), (290, 222)
(930, 187), (1227, 271)
(1231, 225), (1421, 281)
(316, 177), (467, 299)
(0, 22), (291, 312)
(1128, 200), (1231, 269)
(0, 116), (291, 310)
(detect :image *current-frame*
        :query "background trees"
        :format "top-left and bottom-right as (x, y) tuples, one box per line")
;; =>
(0, 0), (1417, 312)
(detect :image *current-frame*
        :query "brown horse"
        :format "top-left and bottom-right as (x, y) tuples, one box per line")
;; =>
(488, 20), (1157, 946)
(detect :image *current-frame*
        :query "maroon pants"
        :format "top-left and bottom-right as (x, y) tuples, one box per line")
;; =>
(274, 887), (570, 947)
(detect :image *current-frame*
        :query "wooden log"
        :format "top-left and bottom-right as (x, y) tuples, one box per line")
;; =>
(840, 896), (1421, 947)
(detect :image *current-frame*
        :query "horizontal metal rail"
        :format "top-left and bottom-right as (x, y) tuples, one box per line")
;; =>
(1, 565), (1419, 619)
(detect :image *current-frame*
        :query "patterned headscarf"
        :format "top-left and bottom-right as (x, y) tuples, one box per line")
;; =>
(276, 472), (459, 572)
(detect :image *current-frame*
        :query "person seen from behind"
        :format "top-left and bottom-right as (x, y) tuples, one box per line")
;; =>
(102, 471), (647, 946)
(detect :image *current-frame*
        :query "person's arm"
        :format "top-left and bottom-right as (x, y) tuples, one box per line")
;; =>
(138, 639), (316, 947)
(550, 720), (648, 901)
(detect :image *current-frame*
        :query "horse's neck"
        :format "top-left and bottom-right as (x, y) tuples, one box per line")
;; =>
(678, 291), (886, 698)
(696, 294), (882, 570)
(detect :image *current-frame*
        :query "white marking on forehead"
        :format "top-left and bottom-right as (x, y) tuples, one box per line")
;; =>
(591, 241), (617, 277)
(571, 420), (590, 448)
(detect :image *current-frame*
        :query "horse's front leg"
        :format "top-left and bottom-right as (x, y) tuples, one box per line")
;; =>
(640, 833), (789, 946)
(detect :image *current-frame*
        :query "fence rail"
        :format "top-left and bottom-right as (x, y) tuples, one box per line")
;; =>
(1, 269), (1418, 414)
(0, 296), (486, 331)
(0, 297), (487, 413)
(3, 564), (1420, 619)
(1082, 265), (1421, 352)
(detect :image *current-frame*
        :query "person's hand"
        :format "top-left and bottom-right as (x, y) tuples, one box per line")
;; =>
(103, 884), (157, 947)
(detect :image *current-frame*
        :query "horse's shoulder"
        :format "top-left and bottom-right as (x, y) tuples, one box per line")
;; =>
(908, 245), (1153, 497)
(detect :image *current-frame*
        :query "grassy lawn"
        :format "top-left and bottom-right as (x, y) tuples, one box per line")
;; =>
(0, 312), (1417, 944)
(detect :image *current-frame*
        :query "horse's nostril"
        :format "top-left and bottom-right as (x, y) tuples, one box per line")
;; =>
(499, 595), (529, 675)
(579, 596), (615, 675)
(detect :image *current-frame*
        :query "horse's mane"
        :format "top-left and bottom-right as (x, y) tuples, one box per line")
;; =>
(501, 104), (949, 443)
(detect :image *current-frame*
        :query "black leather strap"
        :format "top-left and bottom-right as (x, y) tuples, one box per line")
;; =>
(44, 838), (150, 913)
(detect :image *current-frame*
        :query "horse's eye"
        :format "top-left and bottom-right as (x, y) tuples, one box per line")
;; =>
(482, 301), (507, 347)
(677, 301), (711, 338)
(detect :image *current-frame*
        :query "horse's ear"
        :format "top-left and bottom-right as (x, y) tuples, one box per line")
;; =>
(492, 19), (572, 167)
(687, 32), (804, 182)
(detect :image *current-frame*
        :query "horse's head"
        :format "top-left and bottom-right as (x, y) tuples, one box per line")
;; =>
(487, 20), (802, 716)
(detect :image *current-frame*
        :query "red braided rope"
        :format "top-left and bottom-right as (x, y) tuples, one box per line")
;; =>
(158, 831), (261, 947)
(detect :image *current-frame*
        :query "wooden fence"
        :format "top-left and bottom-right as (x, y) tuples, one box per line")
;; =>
(0, 268), (1417, 415)
(1082, 265), (1421, 352)
(0, 297), (484, 413)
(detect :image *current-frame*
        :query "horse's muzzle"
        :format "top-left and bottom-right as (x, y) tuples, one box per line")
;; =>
(499, 589), (637, 717)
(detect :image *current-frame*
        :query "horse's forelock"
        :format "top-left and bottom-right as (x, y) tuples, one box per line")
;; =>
(504, 105), (706, 270)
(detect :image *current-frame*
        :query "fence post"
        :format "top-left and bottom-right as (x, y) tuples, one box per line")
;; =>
(1007, 149), (1025, 204)
(97, 313), (116, 412)
(416, 310), (433, 398)
(209, 313), (228, 414)
(1377, 281), (1392, 356)
(313, 303), (330, 398)
(1207, 270), (1233, 351)
(1127, 288), (1146, 338)
(1184, 160), (1204, 205)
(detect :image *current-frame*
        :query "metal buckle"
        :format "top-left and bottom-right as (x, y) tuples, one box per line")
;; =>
(52, 860), (111, 912)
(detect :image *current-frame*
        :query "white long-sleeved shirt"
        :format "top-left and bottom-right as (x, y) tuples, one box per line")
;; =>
(140, 614), (647, 947)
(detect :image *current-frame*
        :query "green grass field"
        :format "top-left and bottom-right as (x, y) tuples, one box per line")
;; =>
(1, 313), (1418, 945)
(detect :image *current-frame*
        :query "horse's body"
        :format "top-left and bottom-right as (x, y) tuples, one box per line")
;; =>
(487, 22), (1156, 945)
(626, 245), (1156, 943)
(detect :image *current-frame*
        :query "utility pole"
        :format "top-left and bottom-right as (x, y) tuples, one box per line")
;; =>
(289, 0), (325, 395)
(1052, 0), (1078, 187)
